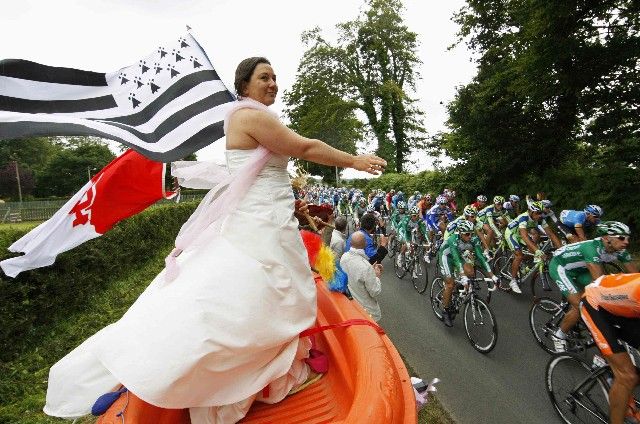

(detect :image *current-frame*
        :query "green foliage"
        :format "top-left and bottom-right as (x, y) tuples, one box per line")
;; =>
(283, 0), (426, 173)
(436, 0), (640, 176)
(34, 137), (115, 197)
(0, 203), (197, 365)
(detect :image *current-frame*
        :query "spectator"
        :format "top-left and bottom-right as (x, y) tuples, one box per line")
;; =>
(340, 231), (384, 322)
(345, 213), (388, 264)
(330, 216), (348, 259)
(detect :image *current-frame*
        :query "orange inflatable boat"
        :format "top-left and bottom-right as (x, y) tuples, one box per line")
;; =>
(96, 274), (417, 424)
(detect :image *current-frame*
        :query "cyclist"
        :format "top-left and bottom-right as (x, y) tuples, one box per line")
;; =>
(385, 189), (395, 212)
(388, 201), (407, 250)
(444, 205), (490, 253)
(396, 206), (429, 273)
(471, 194), (487, 211)
(366, 204), (387, 236)
(352, 198), (367, 228)
(426, 196), (455, 235)
(503, 201), (562, 293)
(558, 204), (603, 243)
(391, 191), (405, 211)
(477, 195), (508, 249)
(549, 221), (638, 353)
(506, 194), (521, 218)
(337, 193), (352, 217)
(437, 220), (500, 327)
(581, 273), (640, 424)
(417, 193), (432, 220)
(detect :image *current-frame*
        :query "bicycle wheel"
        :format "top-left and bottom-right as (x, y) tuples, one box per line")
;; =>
(546, 353), (610, 424)
(530, 269), (562, 302)
(493, 254), (513, 282)
(394, 253), (407, 279)
(474, 269), (492, 304)
(529, 297), (563, 354)
(463, 297), (498, 353)
(429, 277), (445, 320)
(412, 254), (429, 294)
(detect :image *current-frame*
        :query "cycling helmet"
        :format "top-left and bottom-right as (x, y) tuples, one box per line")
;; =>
(415, 194), (422, 200)
(390, 189), (395, 193)
(463, 205), (477, 217)
(493, 195), (505, 204)
(456, 220), (475, 234)
(414, 190), (420, 195)
(397, 191), (403, 196)
(366, 204), (375, 212)
(596, 221), (630, 236)
(409, 206), (420, 215)
(397, 201), (407, 210)
(436, 195), (447, 205)
(476, 195), (487, 202)
(528, 201), (544, 212)
(509, 194), (520, 202)
(503, 201), (513, 210)
(541, 199), (553, 208)
(425, 193), (432, 200)
(584, 204), (603, 217)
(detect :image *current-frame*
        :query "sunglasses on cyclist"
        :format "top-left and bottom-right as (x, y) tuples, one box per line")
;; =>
(615, 235), (630, 241)
(460, 232), (472, 237)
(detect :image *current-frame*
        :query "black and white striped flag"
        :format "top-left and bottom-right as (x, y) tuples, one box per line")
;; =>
(0, 32), (235, 162)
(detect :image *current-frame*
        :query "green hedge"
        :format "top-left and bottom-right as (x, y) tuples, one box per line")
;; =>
(0, 202), (197, 363)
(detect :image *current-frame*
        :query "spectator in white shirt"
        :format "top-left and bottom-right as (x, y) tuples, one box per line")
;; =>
(340, 231), (383, 322)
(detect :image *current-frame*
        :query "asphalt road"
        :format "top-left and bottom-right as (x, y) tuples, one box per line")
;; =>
(375, 253), (569, 424)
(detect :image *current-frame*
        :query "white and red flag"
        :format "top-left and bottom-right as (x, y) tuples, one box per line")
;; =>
(0, 150), (173, 277)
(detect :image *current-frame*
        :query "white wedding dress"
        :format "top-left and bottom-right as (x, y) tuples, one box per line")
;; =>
(44, 146), (317, 423)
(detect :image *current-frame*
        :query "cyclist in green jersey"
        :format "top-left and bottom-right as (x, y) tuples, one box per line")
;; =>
(477, 195), (508, 249)
(388, 201), (407, 250)
(437, 220), (499, 327)
(445, 205), (493, 260)
(337, 194), (352, 216)
(396, 206), (429, 268)
(503, 201), (563, 293)
(548, 221), (638, 352)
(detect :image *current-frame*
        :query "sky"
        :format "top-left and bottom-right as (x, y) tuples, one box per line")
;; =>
(3, 0), (477, 179)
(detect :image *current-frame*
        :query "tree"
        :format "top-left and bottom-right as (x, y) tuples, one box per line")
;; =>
(284, 0), (426, 173)
(436, 0), (640, 190)
(34, 137), (115, 197)
(0, 161), (35, 200)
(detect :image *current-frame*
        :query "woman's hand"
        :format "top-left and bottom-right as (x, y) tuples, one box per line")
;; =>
(352, 154), (387, 175)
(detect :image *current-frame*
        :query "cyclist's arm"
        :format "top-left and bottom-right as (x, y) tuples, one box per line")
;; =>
(624, 262), (639, 273)
(487, 214), (501, 235)
(574, 225), (587, 241)
(518, 226), (539, 252)
(446, 237), (465, 274)
(542, 223), (562, 249)
(473, 239), (492, 273)
(586, 262), (604, 281)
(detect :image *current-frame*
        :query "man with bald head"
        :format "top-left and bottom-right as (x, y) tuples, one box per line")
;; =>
(340, 231), (384, 322)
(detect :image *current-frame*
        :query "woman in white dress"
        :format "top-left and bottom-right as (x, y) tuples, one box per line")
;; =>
(44, 57), (386, 423)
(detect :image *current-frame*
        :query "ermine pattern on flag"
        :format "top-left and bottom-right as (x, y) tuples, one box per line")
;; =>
(0, 33), (235, 162)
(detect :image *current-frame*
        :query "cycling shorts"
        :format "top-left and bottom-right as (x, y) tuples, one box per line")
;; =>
(505, 230), (524, 251)
(548, 258), (593, 297)
(580, 299), (640, 357)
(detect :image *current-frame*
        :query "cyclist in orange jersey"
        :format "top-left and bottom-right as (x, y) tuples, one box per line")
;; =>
(581, 273), (640, 424)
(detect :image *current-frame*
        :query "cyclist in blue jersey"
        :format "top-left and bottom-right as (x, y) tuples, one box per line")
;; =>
(558, 204), (603, 243)
(426, 196), (455, 236)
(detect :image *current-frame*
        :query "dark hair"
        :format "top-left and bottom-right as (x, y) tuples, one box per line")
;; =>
(234, 57), (271, 98)
(360, 213), (376, 232)
(335, 216), (348, 232)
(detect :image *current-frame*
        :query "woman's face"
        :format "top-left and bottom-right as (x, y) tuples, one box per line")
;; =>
(243, 63), (278, 106)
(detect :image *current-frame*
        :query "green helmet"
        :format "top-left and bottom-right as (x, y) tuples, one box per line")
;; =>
(596, 221), (630, 236)
(528, 201), (544, 212)
(463, 205), (477, 217)
(409, 206), (420, 215)
(493, 195), (505, 204)
(457, 219), (475, 233)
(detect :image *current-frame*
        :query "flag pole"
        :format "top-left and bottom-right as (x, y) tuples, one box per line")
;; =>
(14, 160), (22, 204)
